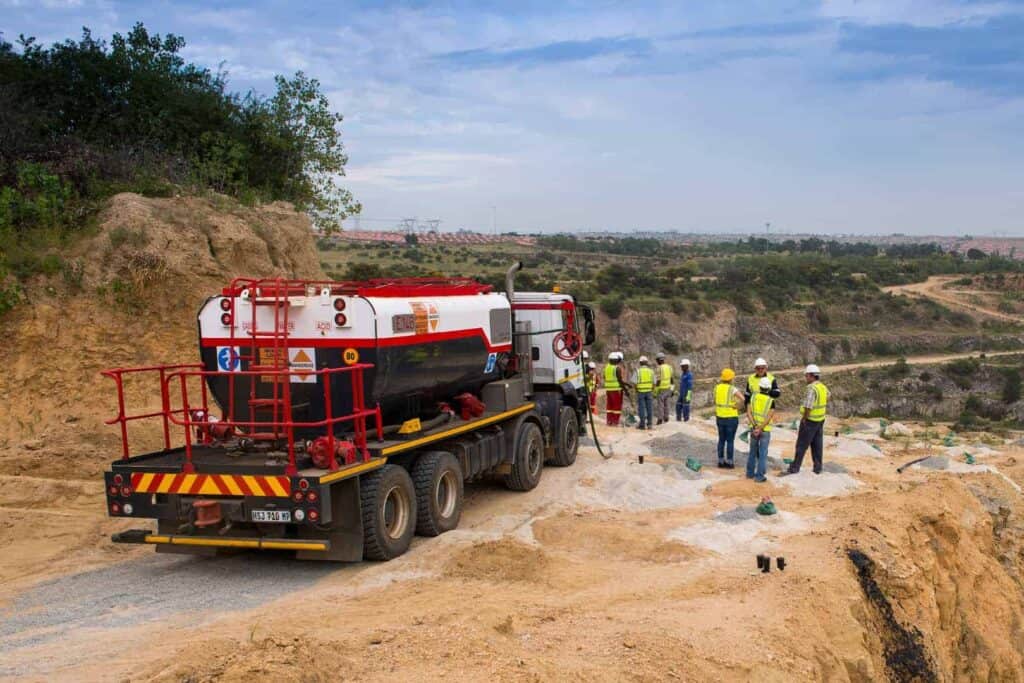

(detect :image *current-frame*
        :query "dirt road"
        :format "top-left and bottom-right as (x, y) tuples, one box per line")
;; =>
(3, 419), (1024, 681)
(884, 275), (1023, 323)
(773, 349), (1023, 376)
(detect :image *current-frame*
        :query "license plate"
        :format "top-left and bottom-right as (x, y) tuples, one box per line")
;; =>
(251, 509), (291, 523)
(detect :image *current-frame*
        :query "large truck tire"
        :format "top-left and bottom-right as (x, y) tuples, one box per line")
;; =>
(360, 464), (417, 561)
(548, 405), (579, 467)
(505, 421), (544, 491)
(412, 451), (464, 536)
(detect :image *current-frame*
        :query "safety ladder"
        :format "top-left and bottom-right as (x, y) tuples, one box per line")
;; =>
(241, 279), (295, 448)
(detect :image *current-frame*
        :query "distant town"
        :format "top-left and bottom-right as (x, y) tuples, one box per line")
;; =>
(319, 225), (1024, 259)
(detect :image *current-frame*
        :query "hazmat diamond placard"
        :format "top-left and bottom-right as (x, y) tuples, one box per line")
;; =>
(289, 347), (316, 383)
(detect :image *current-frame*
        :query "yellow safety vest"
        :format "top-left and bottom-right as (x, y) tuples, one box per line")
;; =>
(714, 382), (739, 418)
(808, 381), (828, 422)
(747, 372), (775, 396)
(657, 363), (673, 391)
(636, 367), (654, 393)
(750, 393), (774, 432)
(604, 364), (620, 391)
(586, 371), (597, 392)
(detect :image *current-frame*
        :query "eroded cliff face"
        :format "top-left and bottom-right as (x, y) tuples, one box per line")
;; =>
(0, 192), (324, 478)
(838, 475), (1024, 681)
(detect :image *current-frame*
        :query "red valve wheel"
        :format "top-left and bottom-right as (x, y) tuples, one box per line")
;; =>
(553, 330), (583, 361)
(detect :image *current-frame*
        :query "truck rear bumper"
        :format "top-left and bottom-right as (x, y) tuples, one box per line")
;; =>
(112, 529), (330, 553)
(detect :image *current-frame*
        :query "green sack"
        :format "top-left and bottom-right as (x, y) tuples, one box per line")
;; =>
(783, 458), (794, 465)
(879, 418), (890, 428)
(788, 419), (798, 430)
(624, 413), (638, 426)
(755, 501), (777, 516)
(943, 434), (956, 447)
(739, 429), (750, 444)
(964, 453), (975, 465)
(685, 457), (702, 472)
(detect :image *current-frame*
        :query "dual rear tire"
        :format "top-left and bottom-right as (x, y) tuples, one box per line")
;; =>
(361, 453), (464, 560)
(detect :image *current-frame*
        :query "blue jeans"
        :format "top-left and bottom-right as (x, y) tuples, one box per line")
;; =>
(637, 392), (653, 428)
(746, 430), (771, 479)
(716, 416), (738, 463)
(676, 400), (690, 421)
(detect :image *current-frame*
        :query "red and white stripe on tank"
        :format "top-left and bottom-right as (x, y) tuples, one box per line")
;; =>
(197, 289), (513, 353)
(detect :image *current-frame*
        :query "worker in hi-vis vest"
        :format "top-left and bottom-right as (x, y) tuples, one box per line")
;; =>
(746, 376), (775, 483)
(714, 368), (745, 468)
(784, 364), (829, 475)
(586, 361), (599, 415)
(631, 356), (656, 430)
(653, 352), (674, 425)
(744, 357), (780, 407)
(604, 352), (630, 427)
(676, 358), (693, 422)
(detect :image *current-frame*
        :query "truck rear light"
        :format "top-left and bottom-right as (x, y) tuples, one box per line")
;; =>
(308, 509), (319, 522)
(113, 474), (124, 485)
(306, 491), (318, 503)
(120, 486), (132, 497)
(333, 298), (346, 311)
(110, 503), (121, 514)
(123, 503), (134, 515)
(334, 313), (347, 327)
(109, 485), (119, 496)
(220, 312), (232, 326)
(298, 478), (309, 490)
(219, 298), (232, 311)
(293, 491), (304, 503)
(294, 509), (306, 522)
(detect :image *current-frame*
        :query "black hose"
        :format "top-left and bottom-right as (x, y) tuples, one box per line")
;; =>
(581, 375), (611, 459)
(379, 410), (453, 436)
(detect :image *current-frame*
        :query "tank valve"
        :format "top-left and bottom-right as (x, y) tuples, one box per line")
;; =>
(308, 437), (357, 469)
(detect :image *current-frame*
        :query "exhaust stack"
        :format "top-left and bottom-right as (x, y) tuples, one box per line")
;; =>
(505, 261), (523, 301)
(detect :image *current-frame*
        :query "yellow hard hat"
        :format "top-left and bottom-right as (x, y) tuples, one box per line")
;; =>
(720, 368), (735, 381)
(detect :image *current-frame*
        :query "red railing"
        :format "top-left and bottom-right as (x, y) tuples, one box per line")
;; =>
(102, 363), (383, 476)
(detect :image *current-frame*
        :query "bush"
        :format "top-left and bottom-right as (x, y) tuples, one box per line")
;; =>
(1001, 368), (1022, 403)
(599, 295), (624, 320)
(888, 357), (910, 378)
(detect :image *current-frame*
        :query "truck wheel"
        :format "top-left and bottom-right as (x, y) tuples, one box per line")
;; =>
(412, 451), (464, 536)
(360, 464), (417, 561)
(505, 421), (544, 491)
(548, 406), (579, 467)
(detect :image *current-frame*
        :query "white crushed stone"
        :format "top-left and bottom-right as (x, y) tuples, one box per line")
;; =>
(666, 510), (810, 555)
(574, 459), (709, 511)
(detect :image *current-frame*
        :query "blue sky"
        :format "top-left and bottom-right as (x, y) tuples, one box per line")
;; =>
(3, 0), (1023, 235)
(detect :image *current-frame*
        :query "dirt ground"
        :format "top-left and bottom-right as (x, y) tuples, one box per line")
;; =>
(1, 414), (1023, 682)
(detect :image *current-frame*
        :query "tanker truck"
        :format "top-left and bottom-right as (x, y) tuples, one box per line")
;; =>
(102, 263), (596, 561)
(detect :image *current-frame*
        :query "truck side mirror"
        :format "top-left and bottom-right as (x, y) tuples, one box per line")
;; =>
(578, 304), (597, 346)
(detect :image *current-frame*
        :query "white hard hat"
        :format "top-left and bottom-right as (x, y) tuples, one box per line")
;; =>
(588, 361), (596, 369)
(755, 357), (768, 367)
(656, 352), (666, 360)
(805, 364), (821, 374)
(638, 355), (649, 364)
(759, 377), (772, 390)
(583, 350), (590, 360)
(609, 351), (623, 361)
(680, 358), (691, 366)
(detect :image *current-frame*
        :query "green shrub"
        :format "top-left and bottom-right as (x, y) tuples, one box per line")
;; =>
(888, 357), (910, 378)
(599, 295), (624, 320)
(1001, 368), (1022, 403)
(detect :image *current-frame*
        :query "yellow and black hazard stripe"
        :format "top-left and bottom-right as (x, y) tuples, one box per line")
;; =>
(130, 472), (290, 497)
